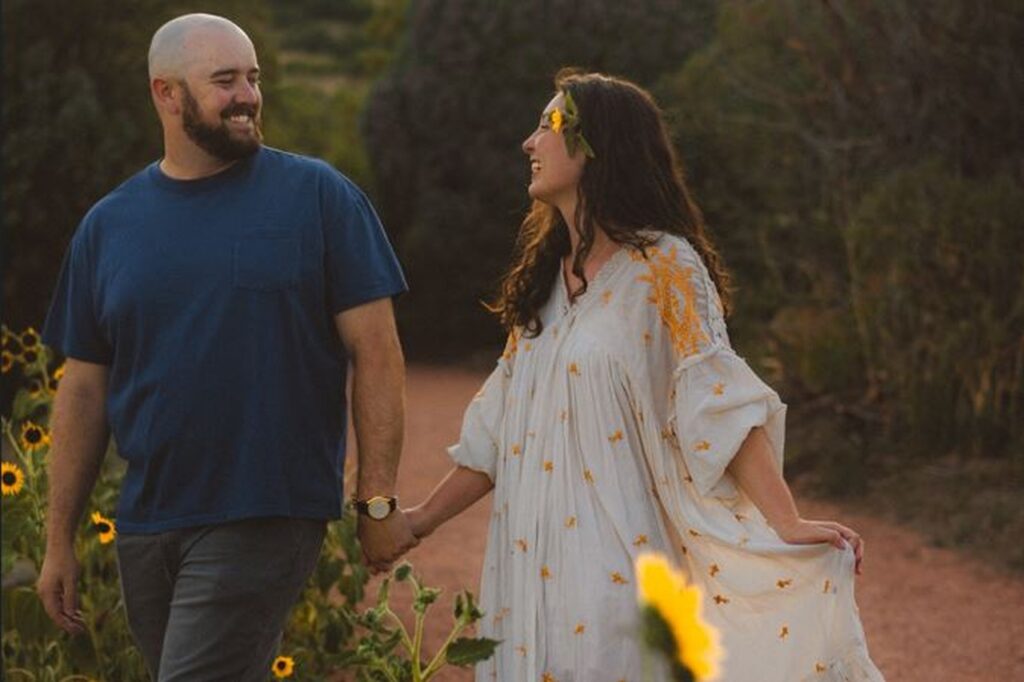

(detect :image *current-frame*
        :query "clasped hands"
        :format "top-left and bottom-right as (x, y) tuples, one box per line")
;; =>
(357, 506), (436, 574)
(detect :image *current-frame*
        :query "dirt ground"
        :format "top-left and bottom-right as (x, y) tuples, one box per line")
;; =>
(360, 366), (1024, 681)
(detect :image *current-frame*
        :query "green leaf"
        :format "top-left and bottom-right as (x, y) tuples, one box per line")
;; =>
(445, 637), (501, 667)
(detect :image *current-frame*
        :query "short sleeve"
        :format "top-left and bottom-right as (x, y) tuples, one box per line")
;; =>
(447, 355), (512, 482)
(320, 167), (407, 313)
(639, 235), (786, 498)
(41, 228), (113, 364)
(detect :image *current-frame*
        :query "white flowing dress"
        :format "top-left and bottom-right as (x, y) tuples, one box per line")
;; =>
(449, 232), (884, 682)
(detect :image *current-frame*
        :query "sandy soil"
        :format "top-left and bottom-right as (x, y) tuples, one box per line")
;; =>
(356, 366), (1024, 681)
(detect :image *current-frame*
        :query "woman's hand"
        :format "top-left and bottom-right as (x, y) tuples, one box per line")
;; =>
(773, 518), (865, 575)
(404, 504), (436, 540)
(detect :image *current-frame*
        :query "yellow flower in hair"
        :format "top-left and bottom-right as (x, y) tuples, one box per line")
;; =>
(91, 511), (117, 544)
(271, 655), (295, 678)
(2, 462), (25, 496)
(550, 107), (564, 133)
(636, 552), (722, 681)
(20, 421), (50, 453)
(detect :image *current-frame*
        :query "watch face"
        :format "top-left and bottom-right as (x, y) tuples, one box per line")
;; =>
(367, 498), (391, 520)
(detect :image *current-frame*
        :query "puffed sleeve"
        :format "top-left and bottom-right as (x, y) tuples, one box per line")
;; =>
(446, 334), (515, 481)
(671, 347), (786, 498)
(640, 236), (786, 499)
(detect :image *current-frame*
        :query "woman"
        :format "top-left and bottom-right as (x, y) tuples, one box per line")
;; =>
(406, 71), (884, 681)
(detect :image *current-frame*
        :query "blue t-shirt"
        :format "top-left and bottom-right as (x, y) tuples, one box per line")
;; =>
(43, 147), (407, 533)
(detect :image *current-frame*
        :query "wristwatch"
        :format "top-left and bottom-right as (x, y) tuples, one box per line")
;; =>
(353, 495), (398, 521)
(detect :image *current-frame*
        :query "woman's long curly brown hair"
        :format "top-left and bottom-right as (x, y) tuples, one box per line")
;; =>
(490, 70), (733, 337)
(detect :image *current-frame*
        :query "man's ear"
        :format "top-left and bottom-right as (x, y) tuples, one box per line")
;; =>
(151, 77), (181, 116)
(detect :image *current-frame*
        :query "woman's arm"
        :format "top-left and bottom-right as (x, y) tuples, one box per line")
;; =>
(405, 465), (494, 538)
(727, 426), (865, 574)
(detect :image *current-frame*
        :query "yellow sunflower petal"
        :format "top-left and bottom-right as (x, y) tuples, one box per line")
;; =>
(636, 552), (722, 681)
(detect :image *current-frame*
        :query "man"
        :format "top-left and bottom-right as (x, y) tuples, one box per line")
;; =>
(37, 13), (417, 680)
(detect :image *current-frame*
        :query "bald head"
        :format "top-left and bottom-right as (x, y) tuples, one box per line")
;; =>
(148, 13), (253, 80)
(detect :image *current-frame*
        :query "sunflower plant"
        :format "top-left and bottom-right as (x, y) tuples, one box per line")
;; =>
(635, 552), (723, 682)
(3, 327), (497, 681)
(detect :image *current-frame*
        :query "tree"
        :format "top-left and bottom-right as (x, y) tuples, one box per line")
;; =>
(364, 0), (715, 357)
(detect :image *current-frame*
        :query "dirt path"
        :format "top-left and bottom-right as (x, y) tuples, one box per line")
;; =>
(363, 366), (1024, 681)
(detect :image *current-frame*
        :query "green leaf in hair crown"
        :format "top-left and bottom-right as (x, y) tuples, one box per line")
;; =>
(547, 90), (596, 159)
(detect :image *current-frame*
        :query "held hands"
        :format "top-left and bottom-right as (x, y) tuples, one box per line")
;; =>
(358, 509), (419, 574)
(37, 545), (87, 635)
(773, 518), (865, 575)
(404, 504), (435, 540)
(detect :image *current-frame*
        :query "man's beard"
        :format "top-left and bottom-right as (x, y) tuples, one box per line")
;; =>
(181, 84), (263, 162)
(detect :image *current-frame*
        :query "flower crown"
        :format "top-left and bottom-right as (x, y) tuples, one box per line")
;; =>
(547, 90), (596, 159)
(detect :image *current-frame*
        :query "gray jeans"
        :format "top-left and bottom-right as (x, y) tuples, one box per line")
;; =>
(116, 517), (326, 681)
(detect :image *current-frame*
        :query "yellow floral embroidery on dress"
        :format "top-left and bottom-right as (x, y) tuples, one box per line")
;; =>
(610, 571), (629, 585)
(777, 579), (793, 589)
(636, 245), (708, 358)
(574, 623), (585, 635)
(565, 516), (577, 528)
(633, 534), (648, 547)
(601, 290), (613, 305)
(541, 565), (552, 579)
(568, 362), (581, 376)
(694, 440), (711, 452)
(643, 331), (652, 346)
(815, 663), (827, 673)
(713, 382), (725, 395)
(559, 410), (568, 422)
(608, 429), (624, 443)
(713, 594), (729, 605)
(779, 625), (789, 640)
(523, 341), (533, 352)
(680, 544), (689, 555)
(543, 460), (554, 472)
(542, 673), (557, 682)
(493, 607), (511, 624)
(683, 474), (694, 483)
(583, 469), (594, 484)
(516, 539), (528, 553)
(823, 579), (832, 594)
(734, 513), (748, 522)
(709, 563), (721, 577)
(688, 529), (702, 537)
(516, 645), (528, 657)
(511, 444), (522, 456)
(502, 330), (519, 360)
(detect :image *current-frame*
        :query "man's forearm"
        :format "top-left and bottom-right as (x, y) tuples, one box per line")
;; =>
(351, 336), (405, 499)
(46, 376), (110, 548)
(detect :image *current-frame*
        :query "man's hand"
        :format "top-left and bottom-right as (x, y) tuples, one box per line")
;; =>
(37, 544), (86, 634)
(357, 509), (418, 574)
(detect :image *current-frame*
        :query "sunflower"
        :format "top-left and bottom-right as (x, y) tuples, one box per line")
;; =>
(1, 351), (12, 374)
(19, 421), (50, 453)
(1, 326), (21, 354)
(53, 362), (66, 382)
(549, 107), (565, 133)
(2, 462), (25, 496)
(636, 553), (722, 681)
(20, 328), (40, 350)
(271, 655), (295, 678)
(20, 348), (39, 365)
(91, 511), (117, 544)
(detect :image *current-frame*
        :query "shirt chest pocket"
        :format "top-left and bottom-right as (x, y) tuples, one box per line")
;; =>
(233, 234), (301, 291)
